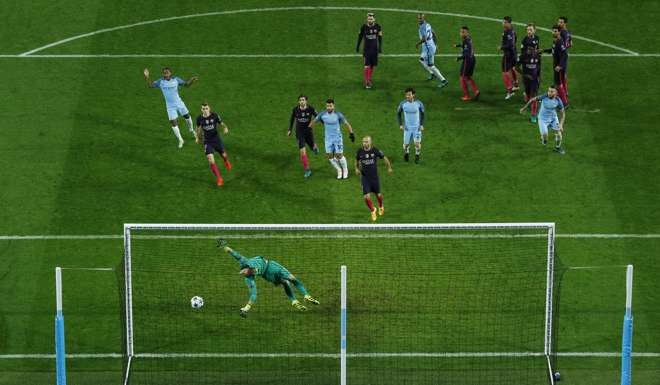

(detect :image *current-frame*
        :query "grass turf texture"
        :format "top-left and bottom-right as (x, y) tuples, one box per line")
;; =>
(1, 0), (660, 384)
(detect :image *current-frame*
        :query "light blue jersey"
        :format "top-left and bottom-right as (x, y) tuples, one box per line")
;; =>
(315, 110), (347, 154)
(152, 77), (189, 119)
(537, 94), (564, 134)
(397, 100), (425, 131)
(419, 22), (436, 65)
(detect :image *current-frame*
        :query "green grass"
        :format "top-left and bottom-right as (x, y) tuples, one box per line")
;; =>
(1, 0), (660, 384)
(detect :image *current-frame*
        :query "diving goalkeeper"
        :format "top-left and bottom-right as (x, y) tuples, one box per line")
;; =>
(218, 239), (320, 317)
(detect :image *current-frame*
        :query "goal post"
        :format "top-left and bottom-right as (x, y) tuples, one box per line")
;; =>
(121, 222), (557, 385)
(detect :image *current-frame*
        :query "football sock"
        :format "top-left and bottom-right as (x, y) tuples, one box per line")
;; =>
(512, 69), (518, 83)
(185, 117), (194, 133)
(558, 85), (569, 105)
(329, 158), (341, 172)
(365, 196), (375, 211)
(171, 125), (183, 141)
(283, 282), (296, 301)
(367, 67), (374, 82)
(404, 147), (410, 154)
(415, 148), (421, 155)
(531, 100), (538, 116)
(468, 78), (479, 93)
(502, 72), (512, 92)
(430, 66), (446, 81)
(210, 163), (221, 179)
(363, 66), (369, 84)
(460, 76), (470, 97)
(338, 156), (348, 172)
(377, 194), (383, 208)
(555, 134), (562, 148)
(291, 278), (309, 296)
(301, 153), (309, 170)
(419, 61), (433, 74)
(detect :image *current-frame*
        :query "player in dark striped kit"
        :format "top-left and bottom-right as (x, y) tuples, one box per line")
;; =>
(558, 16), (572, 94)
(518, 46), (542, 123)
(288, 95), (318, 178)
(195, 103), (232, 186)
(499, 16), (520, 100)
(356, 12), (383, 89)
(355, 136), (392, 222)
(456, 26), (480, 101)
(544, 25), (569, 107)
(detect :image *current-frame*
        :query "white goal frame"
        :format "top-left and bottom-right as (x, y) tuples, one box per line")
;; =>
(122, 222), (556, 384)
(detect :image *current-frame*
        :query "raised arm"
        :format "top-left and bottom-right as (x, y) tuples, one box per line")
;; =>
(143, 68), (155, 88)
(519, 96), (538, 114)
(184, 75), (199, 87)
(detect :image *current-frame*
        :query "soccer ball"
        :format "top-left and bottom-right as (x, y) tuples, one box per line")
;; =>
(190, 296), (204, 309)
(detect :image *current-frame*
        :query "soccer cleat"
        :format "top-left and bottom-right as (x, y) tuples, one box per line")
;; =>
(473, 91), (480, 101)
(304, 295), (320, 305)
(504, 92), (515, 100)
(414, 154), (420, 164)
(292, 300), (307, 311)
(438, 79), (449, 89)
(224, 160), (232, 172)
(512, 85), (520, 91)
(460, 96), (471, 102)
(555, 147), (566, 155)
(336, 169), (343, 179)
(304, 169), (312, 178)
(178, 139), (184, 148)
(378, 206), (384, 216)
(530, 116), (538, 124)
(370, 209), (378, 222)
(217, 177), (224, 187)
(365, 81), (373, 89)
(342, 169), (349, 179)
(426, 74), (436, 81)
(541, 138), (547, 146)
(404, 153), (409, 162)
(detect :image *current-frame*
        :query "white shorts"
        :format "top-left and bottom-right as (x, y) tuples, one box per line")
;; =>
(538, 117), (560, 135)
(420, 44), (436, 66)
(403, 129), (422, 145)
(325, 137), (344, 154)
(166, 102), (189, 120)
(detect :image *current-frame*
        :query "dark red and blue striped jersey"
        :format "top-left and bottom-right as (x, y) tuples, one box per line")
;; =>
(501, 28), (517, 55)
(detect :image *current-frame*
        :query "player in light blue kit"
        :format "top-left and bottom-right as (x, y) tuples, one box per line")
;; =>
(397, 88), (425, 164)
(309, 99), (356, 179)
(144, 67), (198, 148)
(520, 85), (567, 154)
(415, 14), (448, 88)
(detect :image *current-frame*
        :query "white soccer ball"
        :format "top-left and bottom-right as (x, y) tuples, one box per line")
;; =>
(190, 296), (204, 309)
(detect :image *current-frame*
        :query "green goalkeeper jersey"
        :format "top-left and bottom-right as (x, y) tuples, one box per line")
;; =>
(230, 250), (292, 302)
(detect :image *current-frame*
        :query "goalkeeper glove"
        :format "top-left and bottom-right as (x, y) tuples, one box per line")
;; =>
(349, 132), (355, 142)
(217, 238), (228, 248)
(240, 303), (251, 318)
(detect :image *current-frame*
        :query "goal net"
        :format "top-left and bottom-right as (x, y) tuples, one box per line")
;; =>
(121, 223), (557, 385)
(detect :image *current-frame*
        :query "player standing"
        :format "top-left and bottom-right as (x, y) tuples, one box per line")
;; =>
(416, 14), (449, 88)
(309, 99), (356, 179)
(518, 45), (542, 123)
(144, 67), (198, 148)
(288, 95), (318, 178)
(520, 85), (566, 154)
(355, 136), (392, 222)
(499, 16), (520, 100)
(544, 26), (569, 107)
(557, 16), (572, 94)
(195, 103), (232, 186)
(456, 26), (480, 101)
(397, 88), (425, 164)
(218, 240), (320, 318)
(356, 12), (383, 89)
(520, 23), (540, 53)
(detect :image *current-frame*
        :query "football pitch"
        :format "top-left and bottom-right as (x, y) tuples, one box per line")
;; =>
(1, 0), (659, 384)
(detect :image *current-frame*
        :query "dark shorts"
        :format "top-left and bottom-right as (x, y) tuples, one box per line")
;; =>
(524, 76), (539, 96)
(296, 127), (316, 150)
(460, 58), (476, 77)
(361, 175), (380, 195)
(204, 139), (225, 155)
(364, 51), (379, 67)
(501, 53), (517, 72)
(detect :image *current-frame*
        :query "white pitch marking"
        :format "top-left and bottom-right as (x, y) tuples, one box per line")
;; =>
(17, 6), (638, 56)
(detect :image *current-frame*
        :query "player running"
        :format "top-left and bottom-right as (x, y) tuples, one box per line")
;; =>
(144, 67), (198, 148)
(288, 95), (319, 178)
(218, 239), (320, 318)
(518, 45), (542, 123)
(544, 26), (569, 107)
(456, 26), (480, 101)
(499, 16), (520, 100)
(397, 88), (425, 164)
(356, 12), (383, 89)
(557, 16), (572, 95)
(309, 99), (356, 179)
(355, 136), (392, 222)
(195, 103), (232, 186)
(416, 14), (449, 88)
(520, 85), (566, 154)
